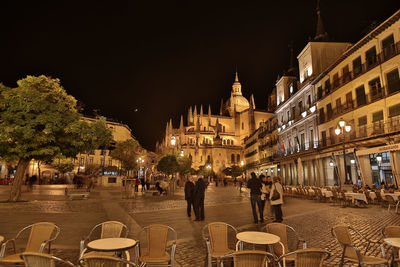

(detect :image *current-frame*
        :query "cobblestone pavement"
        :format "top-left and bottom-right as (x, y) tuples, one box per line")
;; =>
(0, 184), (399, 266)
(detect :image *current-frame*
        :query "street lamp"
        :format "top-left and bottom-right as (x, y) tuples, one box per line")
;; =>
(335, 118), (352, 185)
(376, 153), (382, 184)
(329, 159), (334, 167)
(240, 161), (244, 167)
(170, 136), (176, 146)
(180, 150), (184, 157)
(136, 157), (145, 178)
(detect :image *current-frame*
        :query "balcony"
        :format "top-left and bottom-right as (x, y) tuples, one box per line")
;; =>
(317, 40), (400, 101)
(318, 85), (398, 125)
(275, 141), (320, 157)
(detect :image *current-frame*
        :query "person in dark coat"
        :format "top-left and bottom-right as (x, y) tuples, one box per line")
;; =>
(193, 175), (206, 221)
(247, 172), (263, 223)
(184, 176), (195, 217)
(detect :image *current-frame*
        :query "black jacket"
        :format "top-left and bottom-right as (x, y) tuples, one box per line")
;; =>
(194, 178), (206, 199)
(247, 177), (262, 196)
(184, 181), (195, 200)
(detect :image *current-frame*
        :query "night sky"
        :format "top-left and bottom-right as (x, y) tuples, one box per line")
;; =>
(1, 1), (399, 150)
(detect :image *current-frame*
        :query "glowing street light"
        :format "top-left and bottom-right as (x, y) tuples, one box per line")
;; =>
(180, 150), (184, 157)
(240, 160), (244, 167)
(335, 118), (352, 185)
(170, 136), (176, 146)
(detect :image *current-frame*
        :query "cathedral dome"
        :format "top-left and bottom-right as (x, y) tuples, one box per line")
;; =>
(225, 95), (250, 112)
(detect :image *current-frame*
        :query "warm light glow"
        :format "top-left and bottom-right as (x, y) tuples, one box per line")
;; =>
(350, 159), (355, 164)
(300, 76), (304, 83)
(240, 161), (244, 166)
(302, 111), (307, 118)
(180, 150), (184, 157)
(335, 128), (341, 135)
(376, 154), (382, 162)
(338, 119), (345, 128)
(345, 125), (351, 132)
(271, 169), (274, 173)
(206, 164), (211, 169)
(278, 127), (281, 132)
(277, 168), (281, 172)
(282, 125), (286, 130)
(310, 106), (316, 113)
(307, 68), (313, 76)
(290, 86), (293, 94)
(329, 160), (334, 167)
(170, 136), (176, 146)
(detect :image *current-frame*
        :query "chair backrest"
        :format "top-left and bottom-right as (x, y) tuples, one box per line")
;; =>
(22, 252), (74, 267)
(383, 225), (400, 238)
(233, 250), (267, 267)
(295, 248), (329, 267)
(206, 222), (235, 255)
(101, 221), (127, 239)
(385, 195), (396, 204)
(22, 252), (55, 267)
(143, 224), (175, 258)
(25, 222), (58, 252)
(83, 254), (136, 267)
(266, 223), (289, 257)
(331, 225), (358, 260)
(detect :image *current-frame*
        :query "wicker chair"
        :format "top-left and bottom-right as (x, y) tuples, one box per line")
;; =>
(80, 221), (129, 259)
(279, 248), (330, 267)
(265, 223), (306, 266)
(385, 195), (399, 212)
(0, 222), (60, 265)
(340, 192), (352, 207)
(331, 224), (388, 267)
(375, 191), (385, 206)
(137, 224), (177, 267)
(202, 222), (237, 267)
(80, 254), (138, 266)
(382, 225), (400, 266)
(22, 252), (75, 267)
(233, 250), (276, 267)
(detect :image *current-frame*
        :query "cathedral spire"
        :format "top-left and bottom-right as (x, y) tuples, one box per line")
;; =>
(219, 98), (224, 115)
(179, 115), (184, 130)
(314, 0), (328, 41)
(232, 70), (242, 96)
(188, 106), (193, 125)
(250, 94), (255, 109)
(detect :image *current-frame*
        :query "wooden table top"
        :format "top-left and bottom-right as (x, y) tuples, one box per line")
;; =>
(384, 238), (400, 248)
(87, 238), (137, 252)
(236, 231), (280, 245)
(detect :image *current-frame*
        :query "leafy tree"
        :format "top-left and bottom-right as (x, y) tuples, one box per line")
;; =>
(231, 165), (244, 179)
(0, 75), (112, 201)
(110, 139), (140, 175)
(52, 160), (75, 178)
(198, 165), (215, 178)
(156, 154), (179, 176)
(177, 156), (192, 176)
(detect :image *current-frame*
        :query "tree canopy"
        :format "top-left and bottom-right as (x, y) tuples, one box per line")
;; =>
(156, 154), (179, 176)
(110, 139), (140, 173)
(0, 75), (112, 201)
(177, 156), (192, 176)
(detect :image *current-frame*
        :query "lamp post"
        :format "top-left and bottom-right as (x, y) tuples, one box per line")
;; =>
(376, 153), (382, 184)
(206, 164), (212, 183)
(136, 157), (144, 178)
(335, 118), (352, 185)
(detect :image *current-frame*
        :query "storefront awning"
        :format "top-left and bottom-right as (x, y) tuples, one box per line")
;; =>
(356, 143), (400, 156)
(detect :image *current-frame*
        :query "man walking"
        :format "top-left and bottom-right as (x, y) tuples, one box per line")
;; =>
(270, 177), (284, 222)
(193, 175), (206, 221)
(247, 172), (263, 223)
(184, 176), (195, 217)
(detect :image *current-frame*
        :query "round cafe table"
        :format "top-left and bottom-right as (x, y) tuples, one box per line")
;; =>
(87, 238), (137, 261)
(236, 231), (281, 251)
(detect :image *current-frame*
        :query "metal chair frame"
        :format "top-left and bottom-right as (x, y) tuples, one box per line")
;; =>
(202, 222), (238, 267)
(331, 225), (387, 267)
(0, 222), (60, 265)
(137, 224), (177, 267)
(79, 254), (138, 266)
(278, 248), (330, 267)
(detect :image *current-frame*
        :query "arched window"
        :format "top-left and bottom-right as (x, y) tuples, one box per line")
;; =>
(189, 154), (192, 161)
(242, 122), (244, 130)
(237, 154), (240, 163)
(231, 154), (235, 163)
(231, 140), (234, 145)
(201, 156), (203, 162)
(223, 139), (226, 145)
(223, 126), (226, 132)
(207, 155), (211, 162)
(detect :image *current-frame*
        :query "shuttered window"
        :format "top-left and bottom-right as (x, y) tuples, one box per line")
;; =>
(389, 104), (400, 118)
(372, 110), (383, 122)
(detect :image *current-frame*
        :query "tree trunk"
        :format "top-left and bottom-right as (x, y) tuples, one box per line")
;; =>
(9, 158), (31, 202)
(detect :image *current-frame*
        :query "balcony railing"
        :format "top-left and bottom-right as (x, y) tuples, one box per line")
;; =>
(318, 85), (399, 124)
(318, 41), (400, 101)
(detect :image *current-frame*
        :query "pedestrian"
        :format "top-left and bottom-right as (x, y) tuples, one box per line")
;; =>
(247, 172), (264, 223)
(270, 176), (284, 223)
(184, 176), (195, 217)
(140, 177), (145, 192)
(135, 177), (140, 192)
(146, 179), (150, 190)
(223, 178), (227, 187)
(261, 175), (273, 220)
(193, 175), (206, 221)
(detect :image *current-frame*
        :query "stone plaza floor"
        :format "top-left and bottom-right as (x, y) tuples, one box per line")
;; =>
(0, 184), (399, 266)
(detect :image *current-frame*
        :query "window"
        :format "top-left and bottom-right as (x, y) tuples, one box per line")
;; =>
(292, 106), (296, 119)
(372, 110), (383, 122)
(222, 126), (226, 132)
(80, 157), (85, 166)
(207, 155), (211, 162)
(326, 103), (333, 120)
(100, 158), (104, 166)
(382, 34), (395, 59)
(307, 95), (311, 107)
(200, 156), (203, 162)
(365, 46), (377, 68)
(231, 154), (235, 163)
(368, 77), (382, 97)
(321, 131), (327, 146)
(108, 159), (112, 166)
(241, 122), (244, 130)
(353, 56), (362, 76)
(329, 127), (336, 145)
(89, 157), (94, 164)
(358, 116), (367, 126)
(324, 79), (331, 94)
(237, 154), (240, 163)
(287, 110), (290, 121)
(389, 104), (400, 118)
(317, 86), (323, 99)
(298, 101), (303, 113)
(336, 98), (342, 114)
(355, 85), (366, 107)
(319, 108), (325, 124)
(310, 129), (314, 145)
(333, 73), (339, 88)
(386, 69), (400, 94)
(343, 65), (350, 83)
